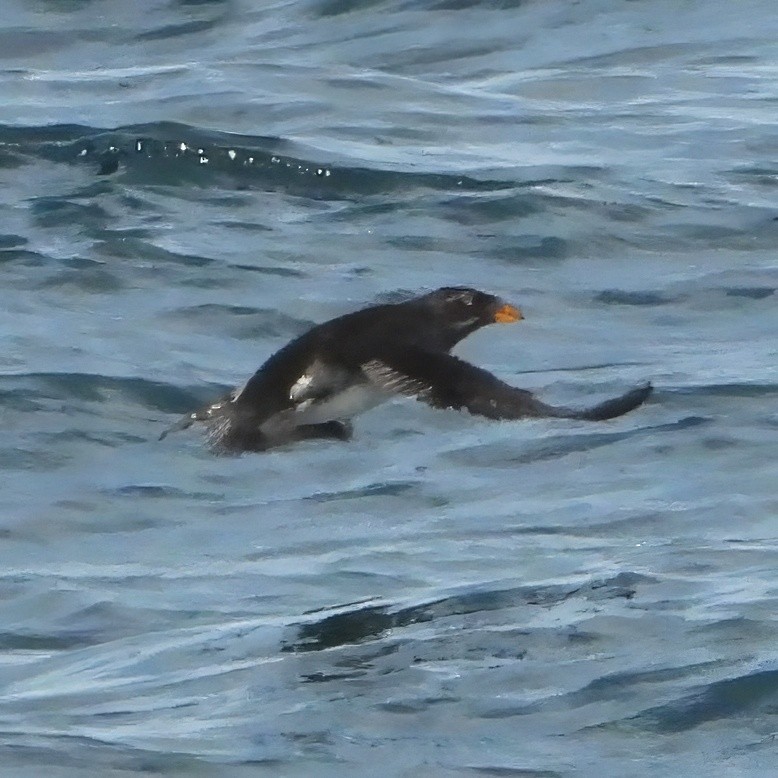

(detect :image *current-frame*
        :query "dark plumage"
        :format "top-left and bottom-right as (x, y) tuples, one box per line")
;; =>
(161, 287), (652, 452)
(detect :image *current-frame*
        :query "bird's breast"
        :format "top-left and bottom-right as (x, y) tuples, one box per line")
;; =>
(293, 383), (389, 425)
(258, 379), (389, 438)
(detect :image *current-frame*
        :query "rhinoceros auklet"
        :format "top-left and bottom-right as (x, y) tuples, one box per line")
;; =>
(161, 287), (652, 452)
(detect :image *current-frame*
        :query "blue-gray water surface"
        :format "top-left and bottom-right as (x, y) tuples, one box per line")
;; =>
(1, 1), (777, 775)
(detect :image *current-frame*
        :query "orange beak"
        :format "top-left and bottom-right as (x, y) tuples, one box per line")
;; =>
(494, 303), (523, 324)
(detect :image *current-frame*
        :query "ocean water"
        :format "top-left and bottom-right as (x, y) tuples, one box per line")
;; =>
(1, 0), (777, 775)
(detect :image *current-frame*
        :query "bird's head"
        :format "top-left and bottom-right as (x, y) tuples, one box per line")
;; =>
(416, 287), (523, 348)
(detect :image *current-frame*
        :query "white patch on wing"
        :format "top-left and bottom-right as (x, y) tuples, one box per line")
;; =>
(289, 359), (351, 403)
(289, 371), (315, 402)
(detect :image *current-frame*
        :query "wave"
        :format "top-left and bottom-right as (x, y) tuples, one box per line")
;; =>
(0, 372), (227, 414)
(0, 122), (522, 198)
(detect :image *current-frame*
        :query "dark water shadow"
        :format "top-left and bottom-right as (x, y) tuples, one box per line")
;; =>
(282, 571), (653, 654)
(618, 667), (778, 733)
(444, 415), (710, 469)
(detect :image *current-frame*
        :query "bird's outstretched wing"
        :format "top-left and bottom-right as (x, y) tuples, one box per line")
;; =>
(361, 349), (652, 421)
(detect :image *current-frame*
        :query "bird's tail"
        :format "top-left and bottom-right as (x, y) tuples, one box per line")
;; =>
(158, 412), (197, 440)
(158, 392), (234, 441)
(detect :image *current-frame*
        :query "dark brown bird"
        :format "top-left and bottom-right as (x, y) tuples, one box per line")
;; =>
(161, 287), (652, 452)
